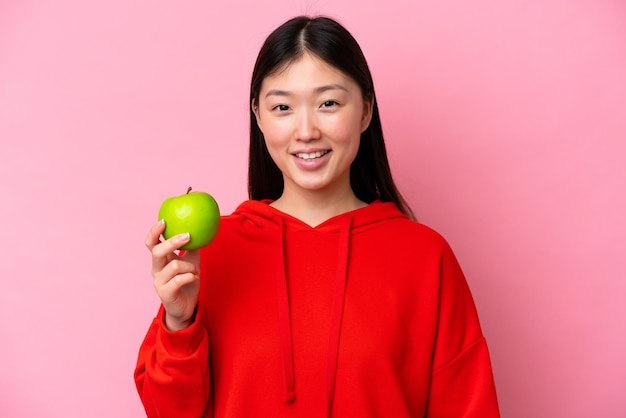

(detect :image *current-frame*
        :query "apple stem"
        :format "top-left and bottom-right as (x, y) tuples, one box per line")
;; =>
(187, 186), (192, 194)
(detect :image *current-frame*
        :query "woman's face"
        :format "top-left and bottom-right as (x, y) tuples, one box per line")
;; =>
(253, 53), (372, 198)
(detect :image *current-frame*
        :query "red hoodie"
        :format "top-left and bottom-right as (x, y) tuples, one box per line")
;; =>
(134, 200), (500, 417)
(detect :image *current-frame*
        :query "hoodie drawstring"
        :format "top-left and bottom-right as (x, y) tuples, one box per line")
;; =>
(274, 216), (352, 417)
(275, 215), (353, 417)
(275, 216), (296, 403)
(326, 216), (352, 417)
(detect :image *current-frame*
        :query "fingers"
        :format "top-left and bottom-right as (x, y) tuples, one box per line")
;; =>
(144, 219), (201, 329)
(181, 249), (200, 268)
(146, 219), (193, 273)
(152, 233), (191, 271)
(153, 258), (199, 289)
(160, 272), (200, 299)
(145, 219), (166, 251)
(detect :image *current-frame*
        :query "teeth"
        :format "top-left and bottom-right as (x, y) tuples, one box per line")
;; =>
(295, 150), (329, 160)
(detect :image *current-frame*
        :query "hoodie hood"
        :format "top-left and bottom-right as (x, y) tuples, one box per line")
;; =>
(231, 200), (407, 416)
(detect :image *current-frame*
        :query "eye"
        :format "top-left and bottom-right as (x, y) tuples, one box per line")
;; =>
(273, 104), (290, 112)
(321, 100), (338, 108)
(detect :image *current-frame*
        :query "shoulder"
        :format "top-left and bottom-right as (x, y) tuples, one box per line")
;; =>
(355, 201), (454, 254)
(199, 200), (276, 251)
(382, 215), (452, 253)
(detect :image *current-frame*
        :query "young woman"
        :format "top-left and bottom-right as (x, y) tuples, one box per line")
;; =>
(135, 16), (500, 417)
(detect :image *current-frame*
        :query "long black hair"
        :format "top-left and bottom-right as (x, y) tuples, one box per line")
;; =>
(248, 16), (415, 219)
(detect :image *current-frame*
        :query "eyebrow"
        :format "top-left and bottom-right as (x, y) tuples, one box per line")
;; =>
(264, 84), (348, 99)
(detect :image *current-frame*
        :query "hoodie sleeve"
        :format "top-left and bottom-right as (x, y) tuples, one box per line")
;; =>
(134, 306), (212, 418)
(425, 242), (500, 417)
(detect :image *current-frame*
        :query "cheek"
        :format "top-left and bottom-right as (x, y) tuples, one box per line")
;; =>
(327, 114), (363, 145)
(263, 135), (284, 160)
(259, 118), (290, 144)
(261, 122), (291, 164)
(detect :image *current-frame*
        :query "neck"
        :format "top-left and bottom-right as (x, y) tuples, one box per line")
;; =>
(271, 180), (366, 227)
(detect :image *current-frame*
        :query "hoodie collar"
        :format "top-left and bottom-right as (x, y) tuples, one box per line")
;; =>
(233, 199), (406, 232)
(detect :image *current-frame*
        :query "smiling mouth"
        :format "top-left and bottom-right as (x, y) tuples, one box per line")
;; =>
(293, 150), (331, 160)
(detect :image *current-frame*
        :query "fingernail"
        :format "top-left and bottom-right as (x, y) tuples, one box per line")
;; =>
(159, 219), (165, 226)
(177, 232), (190, 242)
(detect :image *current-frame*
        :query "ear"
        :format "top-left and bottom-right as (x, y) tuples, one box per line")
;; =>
(360, 95), (374, 133)
(251, 99), (263, 132)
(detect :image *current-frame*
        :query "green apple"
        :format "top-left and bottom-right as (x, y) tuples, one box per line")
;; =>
(158, 187), (220, 250)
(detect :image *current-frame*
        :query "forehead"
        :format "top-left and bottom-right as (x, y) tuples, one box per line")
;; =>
(260, 53), (355, 91)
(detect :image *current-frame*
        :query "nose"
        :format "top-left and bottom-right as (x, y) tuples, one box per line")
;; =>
(294, 109), (320, 142)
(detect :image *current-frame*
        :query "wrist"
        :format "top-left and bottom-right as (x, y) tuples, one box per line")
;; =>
(164, 307), (197, 331)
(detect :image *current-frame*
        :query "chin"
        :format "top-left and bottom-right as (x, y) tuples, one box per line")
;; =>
(295, 182), (329, 192)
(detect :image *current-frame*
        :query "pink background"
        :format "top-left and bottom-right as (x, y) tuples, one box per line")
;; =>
(1, 0), (624, 417)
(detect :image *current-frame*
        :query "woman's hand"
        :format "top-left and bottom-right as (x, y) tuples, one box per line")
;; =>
(145, 220), (201, 331)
